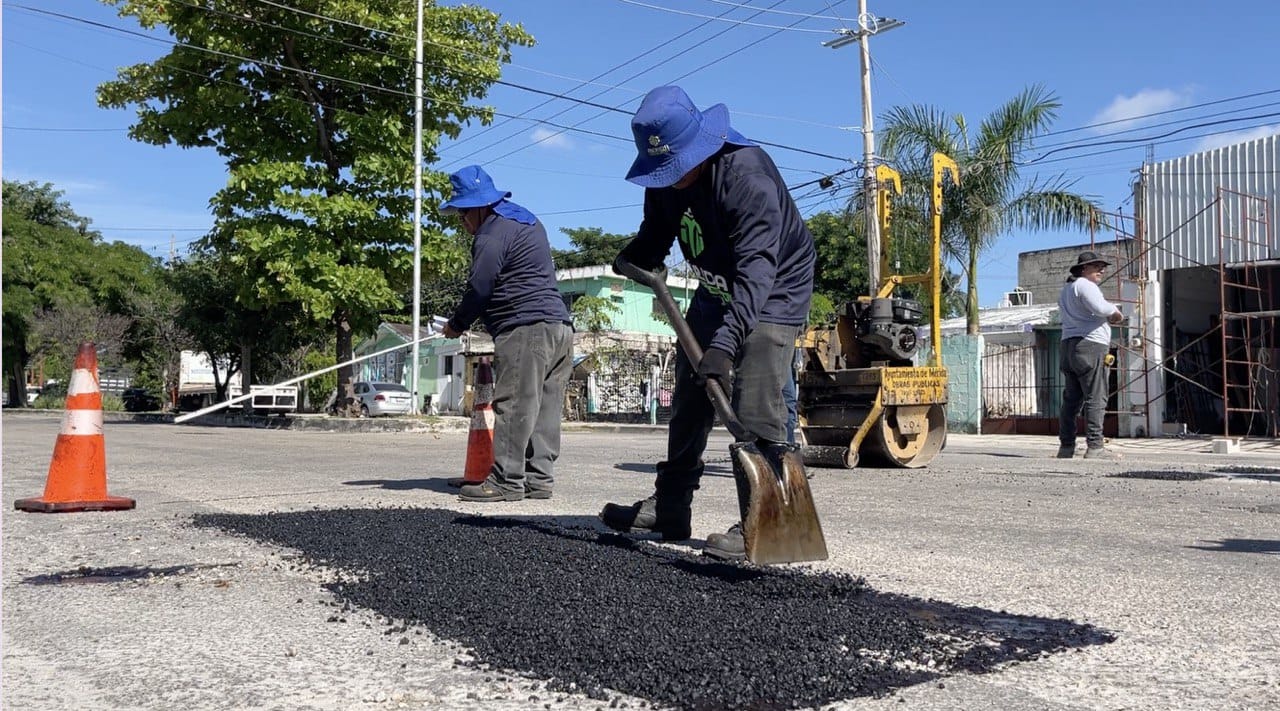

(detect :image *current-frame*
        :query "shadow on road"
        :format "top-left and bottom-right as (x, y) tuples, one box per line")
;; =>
(343, 477), (459, 494)
(1187, 538), (1280, 555)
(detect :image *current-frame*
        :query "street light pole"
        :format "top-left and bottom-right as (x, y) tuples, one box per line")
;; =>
(410, 0), (424, 414)
(823, 5), (904, 297)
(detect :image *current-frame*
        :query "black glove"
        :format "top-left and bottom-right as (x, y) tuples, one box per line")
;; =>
(696, 348), (734, 390)
(613, 241), (664, 277)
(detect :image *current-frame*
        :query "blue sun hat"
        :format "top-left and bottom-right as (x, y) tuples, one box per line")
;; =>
(625, 86), (754, 188)
(439, 165), (511, 214)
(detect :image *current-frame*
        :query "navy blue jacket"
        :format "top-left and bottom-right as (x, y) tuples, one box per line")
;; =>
(447, 210), (570, 337)
(624, 145), (815, 356)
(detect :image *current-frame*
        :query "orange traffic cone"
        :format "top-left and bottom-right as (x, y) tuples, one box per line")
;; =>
(449, 359), (495, 487)
(15, 343), (135, 513)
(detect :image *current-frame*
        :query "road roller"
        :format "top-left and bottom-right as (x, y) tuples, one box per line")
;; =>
(797, 154), (958, 469)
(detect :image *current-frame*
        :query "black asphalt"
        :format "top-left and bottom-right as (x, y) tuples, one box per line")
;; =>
(194, 508), (1113, 710)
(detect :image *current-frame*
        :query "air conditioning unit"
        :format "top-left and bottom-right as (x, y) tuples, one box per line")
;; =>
(1005, 290), (1032, 306)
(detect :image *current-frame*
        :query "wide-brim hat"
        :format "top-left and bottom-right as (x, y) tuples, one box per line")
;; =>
(1069, 250), (1111, 276)
(625, 85), (754, 188)
(440, 165), (511, 214)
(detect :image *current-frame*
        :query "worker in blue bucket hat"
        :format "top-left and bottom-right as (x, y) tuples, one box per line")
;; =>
(441, 165), (575, 502)
(600, 86), (817, 561)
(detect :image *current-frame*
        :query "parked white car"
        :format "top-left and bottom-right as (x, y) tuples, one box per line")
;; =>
(353, 381), (413, 417)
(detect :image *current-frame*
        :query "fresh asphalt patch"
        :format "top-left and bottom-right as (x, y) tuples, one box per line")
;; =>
(194, 508), (1113, 711)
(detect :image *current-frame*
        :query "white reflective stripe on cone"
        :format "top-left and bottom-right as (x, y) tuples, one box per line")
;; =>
(61, 408), (104, 436)
(67, 368), (99, 396)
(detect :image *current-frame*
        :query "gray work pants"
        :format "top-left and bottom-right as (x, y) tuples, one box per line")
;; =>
(490, 321), (574, 493)
(654, 307), (798, 499)
(1059, 337), (1110, 449)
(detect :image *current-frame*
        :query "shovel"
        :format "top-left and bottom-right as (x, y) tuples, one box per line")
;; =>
(614, 256), (828, 565)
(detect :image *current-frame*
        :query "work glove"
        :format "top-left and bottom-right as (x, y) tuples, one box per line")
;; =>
(613, 241), (665, 277)
(695, 348), (734, 397)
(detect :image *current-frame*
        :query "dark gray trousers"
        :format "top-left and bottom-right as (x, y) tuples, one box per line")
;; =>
(1059, 337), (1109, 449)
(490, 321), (574, 492)
(655, 309), (798, 499)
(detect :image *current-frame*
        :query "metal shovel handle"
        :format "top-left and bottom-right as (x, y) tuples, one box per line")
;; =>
(615, 255), (752, 442)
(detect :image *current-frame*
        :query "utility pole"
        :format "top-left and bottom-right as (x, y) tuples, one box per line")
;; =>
(823, 6), (904, 296)
(410, 0), (424, 415)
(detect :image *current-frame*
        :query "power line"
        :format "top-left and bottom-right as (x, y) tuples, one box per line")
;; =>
(456, 0), (853, 167)
(616, 0), (835, 32)
(1024, 112), (1280, 165)
(18, 2), (847, 166)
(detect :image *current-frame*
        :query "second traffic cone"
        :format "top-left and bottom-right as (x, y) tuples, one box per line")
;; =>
(449, 359), (496, 487)
(15, 342), (135, 513)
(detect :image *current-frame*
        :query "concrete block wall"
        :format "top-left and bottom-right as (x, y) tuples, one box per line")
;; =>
(942, 333), (983, 434)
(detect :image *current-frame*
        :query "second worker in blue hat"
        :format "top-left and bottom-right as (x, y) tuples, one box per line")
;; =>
(441, 165), (575, 503)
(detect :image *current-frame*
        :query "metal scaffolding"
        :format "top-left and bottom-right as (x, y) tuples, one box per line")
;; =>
(1090, 189), (1278, 438)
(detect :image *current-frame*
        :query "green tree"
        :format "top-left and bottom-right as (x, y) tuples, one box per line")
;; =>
(2, 181), (163, 405)
(170, 253), (322, 405)
(571, 295), (621, 334)
(878, 85), (1104, 334)
(553, 227), (632, 270)
(97, 0), (533, 407)
(805, 209), (961, 325)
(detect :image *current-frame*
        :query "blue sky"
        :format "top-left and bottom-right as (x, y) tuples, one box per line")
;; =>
(5, 0), (1279, 307)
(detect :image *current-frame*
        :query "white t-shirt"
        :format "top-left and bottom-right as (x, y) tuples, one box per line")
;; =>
(1058, 277), (1117, 345)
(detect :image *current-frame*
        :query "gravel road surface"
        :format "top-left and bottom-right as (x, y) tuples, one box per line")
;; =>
(3, 413), (1277, 710)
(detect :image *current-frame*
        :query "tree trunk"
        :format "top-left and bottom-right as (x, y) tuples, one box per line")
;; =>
(335, 311), (357, 417)
(6, 342), (28, 408)
(240, 342), (254, 415)
(966, 239), (980, 336)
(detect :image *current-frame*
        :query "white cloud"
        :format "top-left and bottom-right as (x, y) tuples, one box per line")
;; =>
(1194, 124), (1280, 153)
(529, 127), (575, 150)
(1089, 88), (1191, 132)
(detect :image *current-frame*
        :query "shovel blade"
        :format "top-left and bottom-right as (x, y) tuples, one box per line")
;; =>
(731, 442), (828, 565)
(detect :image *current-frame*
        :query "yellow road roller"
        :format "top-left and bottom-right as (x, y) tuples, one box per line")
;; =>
(798, 154), (958, 469)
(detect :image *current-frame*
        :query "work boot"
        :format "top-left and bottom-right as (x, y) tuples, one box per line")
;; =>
(1056, 443), (1076, 459)
(600, 494), (692, 541)
(703, 523), (746, 561)
(458, 479), (524, 502)
(1084, 446), (1121, 460)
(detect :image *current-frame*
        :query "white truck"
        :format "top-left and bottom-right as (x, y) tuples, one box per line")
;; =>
(176, 351), (297, 415)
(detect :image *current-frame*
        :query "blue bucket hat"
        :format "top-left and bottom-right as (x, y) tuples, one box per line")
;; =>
(439, 165), (511, 214)
(625, 86), (754, 188)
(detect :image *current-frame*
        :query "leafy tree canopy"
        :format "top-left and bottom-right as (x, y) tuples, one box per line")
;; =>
(2, 180), (163, 404)
(97, 0), (534, 398)
(553, 226), (632, 270)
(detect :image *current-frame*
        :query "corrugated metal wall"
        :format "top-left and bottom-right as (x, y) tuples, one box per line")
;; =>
(1143, 134), (1279, 270)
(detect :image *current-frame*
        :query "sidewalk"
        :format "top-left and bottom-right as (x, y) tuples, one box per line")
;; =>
(3, 407), (1276, 453)
(948, 432), (1280, 455)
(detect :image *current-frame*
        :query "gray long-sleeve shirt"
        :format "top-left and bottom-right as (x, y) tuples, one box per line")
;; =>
(1058, 277), (1118, 344)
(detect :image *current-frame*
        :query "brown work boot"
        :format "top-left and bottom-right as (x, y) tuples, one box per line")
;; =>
(600, 495), (691, 541)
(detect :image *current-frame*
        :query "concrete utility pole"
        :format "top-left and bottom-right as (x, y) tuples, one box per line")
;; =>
(857, 0), (879, 296)
(823, 5), (904, 296)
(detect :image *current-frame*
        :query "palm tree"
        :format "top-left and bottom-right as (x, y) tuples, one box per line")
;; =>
(877, 85), (1105, 334)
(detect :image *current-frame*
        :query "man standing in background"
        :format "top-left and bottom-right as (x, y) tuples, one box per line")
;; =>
(1057, 251), (1124, 459)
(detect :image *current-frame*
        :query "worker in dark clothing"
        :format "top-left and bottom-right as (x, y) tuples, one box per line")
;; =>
(600, 85), (816, 560)
(441, 165), (575, 502)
